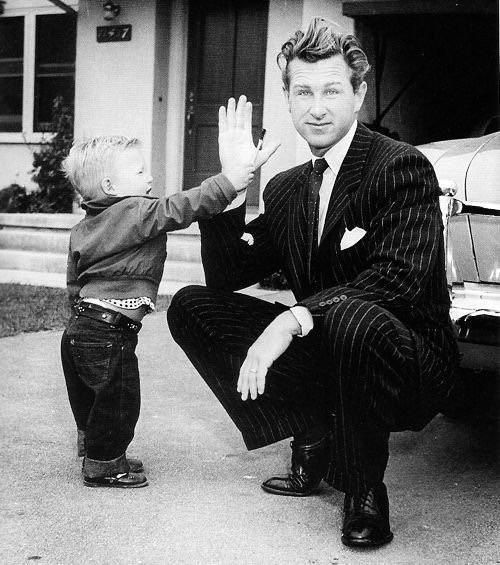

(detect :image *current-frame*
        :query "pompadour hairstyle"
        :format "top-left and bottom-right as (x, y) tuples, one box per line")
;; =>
(277, 17), (370, 92)
(61, 135), (140, 201)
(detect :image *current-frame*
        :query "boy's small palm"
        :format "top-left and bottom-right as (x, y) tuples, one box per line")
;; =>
(219, 95), (280, 192)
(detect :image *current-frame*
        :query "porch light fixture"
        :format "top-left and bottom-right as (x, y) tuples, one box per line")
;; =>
(103, 1), (120, 20)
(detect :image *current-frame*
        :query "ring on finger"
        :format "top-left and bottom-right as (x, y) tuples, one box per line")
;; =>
(249, 368), (257, 373)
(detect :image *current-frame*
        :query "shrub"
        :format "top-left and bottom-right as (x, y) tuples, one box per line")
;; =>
(30, 96), (75, 212)
(0, 184), (32, 212)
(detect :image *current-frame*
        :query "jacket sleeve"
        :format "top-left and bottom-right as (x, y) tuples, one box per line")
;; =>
(298, 149), (445, 319)
(198, 195), (282, 291)
(134, 173), (238, 239)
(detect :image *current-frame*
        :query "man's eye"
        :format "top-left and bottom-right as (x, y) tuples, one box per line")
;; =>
(326, 89), (339, 96)
(297, 90), (310, 96)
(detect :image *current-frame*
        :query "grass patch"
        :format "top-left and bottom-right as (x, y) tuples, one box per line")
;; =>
(0, 284), (172, 338)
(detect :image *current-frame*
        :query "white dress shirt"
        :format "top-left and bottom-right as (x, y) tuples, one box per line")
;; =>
(312, 119), (358, 243)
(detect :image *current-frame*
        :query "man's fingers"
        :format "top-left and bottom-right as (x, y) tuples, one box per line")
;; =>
(254, 140), (281, 169)
(257, 366), (267, 395)
(238, 370), (249, 401)
(238, 354), (264, 401)
(235, 95), (247, 129)
(218, 105), (227, 133)
(238, 357), (249, 400)
(226, 97), (236, 129)
(248, 366), (258, 400)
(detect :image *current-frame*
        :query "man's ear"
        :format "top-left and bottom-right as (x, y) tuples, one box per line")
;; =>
(354, 81), (367, 113)
(100, 177), (116, 196)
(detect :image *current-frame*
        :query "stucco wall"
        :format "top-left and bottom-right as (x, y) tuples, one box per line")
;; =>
(74, 0), (157, 178)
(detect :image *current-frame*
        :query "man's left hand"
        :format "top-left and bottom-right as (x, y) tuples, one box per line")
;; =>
(237, 310), (301, 401)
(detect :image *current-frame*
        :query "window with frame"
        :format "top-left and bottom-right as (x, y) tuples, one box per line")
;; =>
(34, 13), (76, 132)
(0, 16), (24, 132)
(0, 11), (76, 135)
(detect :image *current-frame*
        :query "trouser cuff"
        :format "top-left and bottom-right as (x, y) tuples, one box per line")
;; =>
(83, 454), (129, 478)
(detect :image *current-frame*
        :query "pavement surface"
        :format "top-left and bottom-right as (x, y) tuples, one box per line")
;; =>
(1, 304), (499, 565)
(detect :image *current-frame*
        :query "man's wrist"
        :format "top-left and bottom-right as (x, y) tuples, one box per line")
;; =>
(289, 305), (314, 337)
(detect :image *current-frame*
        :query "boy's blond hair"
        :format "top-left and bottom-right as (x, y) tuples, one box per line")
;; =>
(62, 135), (140, 201)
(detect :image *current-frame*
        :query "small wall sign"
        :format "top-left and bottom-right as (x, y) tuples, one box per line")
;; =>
(97, 25), (132, 42)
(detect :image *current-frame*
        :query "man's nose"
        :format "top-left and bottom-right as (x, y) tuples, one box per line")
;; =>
(309, 95), (327, 118)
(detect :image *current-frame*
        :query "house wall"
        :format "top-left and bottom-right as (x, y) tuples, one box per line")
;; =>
(73, 0), (157, 184)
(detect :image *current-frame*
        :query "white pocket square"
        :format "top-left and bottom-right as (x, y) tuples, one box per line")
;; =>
(240, 232), (254, 246)
(340, 226), (367, 250)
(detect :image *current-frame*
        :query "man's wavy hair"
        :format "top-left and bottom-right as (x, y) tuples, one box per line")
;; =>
(278, 17), (370, 93)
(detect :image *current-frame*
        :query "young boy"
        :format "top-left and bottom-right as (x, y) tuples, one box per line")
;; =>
(60, 96), (277, 488)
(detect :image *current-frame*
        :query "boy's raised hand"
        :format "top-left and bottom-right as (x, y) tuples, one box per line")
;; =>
(219, 95), (280, 192)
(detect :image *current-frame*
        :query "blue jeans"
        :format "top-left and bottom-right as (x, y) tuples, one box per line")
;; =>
(61, 314), (140, 462)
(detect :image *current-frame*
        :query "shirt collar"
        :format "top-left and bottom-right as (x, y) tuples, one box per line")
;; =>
(311, 119), (358, 176)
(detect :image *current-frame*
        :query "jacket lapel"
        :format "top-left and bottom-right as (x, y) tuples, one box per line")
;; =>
(286, 161), (313, 293)
(319, 123), (373, 246)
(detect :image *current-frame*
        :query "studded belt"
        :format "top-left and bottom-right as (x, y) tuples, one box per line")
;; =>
(73, 301), (142, 333)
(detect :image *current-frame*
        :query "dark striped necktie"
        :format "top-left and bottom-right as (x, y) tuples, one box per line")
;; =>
(307, 158), (329, 280)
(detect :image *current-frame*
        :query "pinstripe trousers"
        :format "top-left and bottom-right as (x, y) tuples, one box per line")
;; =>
(168, 285), (429, 495)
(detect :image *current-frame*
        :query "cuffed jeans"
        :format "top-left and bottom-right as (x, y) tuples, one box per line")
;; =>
(61, 314), (140, 465)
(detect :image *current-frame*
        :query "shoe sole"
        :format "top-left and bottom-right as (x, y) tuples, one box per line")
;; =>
(261, 483), (320, 497)
(341, 531), (394, 548)
(83, 479), (149, 488)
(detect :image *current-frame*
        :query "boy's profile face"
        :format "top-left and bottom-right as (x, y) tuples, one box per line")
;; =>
(101, 147), (153, 197)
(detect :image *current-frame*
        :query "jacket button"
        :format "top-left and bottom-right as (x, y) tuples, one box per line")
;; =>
(340, 294), (347, 301)
(326, 299), (333, 305)
(333, 296), (340, 303)
(319, 301), (326, 307)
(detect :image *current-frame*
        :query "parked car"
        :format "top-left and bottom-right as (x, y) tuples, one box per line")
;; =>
(418, 132), (499, 416)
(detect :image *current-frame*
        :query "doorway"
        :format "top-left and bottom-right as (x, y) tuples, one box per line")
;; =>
(183, 0), (269, 206)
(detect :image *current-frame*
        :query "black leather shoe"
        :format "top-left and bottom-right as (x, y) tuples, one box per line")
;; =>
(261, 433), (331, 496)
(83, 471), (149, 488)
(341, 483), (393, 547)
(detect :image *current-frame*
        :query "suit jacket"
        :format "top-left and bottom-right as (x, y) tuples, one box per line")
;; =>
(199, 122), (454, 337)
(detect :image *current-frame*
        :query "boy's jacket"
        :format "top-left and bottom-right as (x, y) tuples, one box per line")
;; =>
(67, 174), (236, 304)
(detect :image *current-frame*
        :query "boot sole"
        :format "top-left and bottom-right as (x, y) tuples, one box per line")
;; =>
(261, 483), (321, 497)
(83, 478), (149, 488)
(341, 531), (394, 548)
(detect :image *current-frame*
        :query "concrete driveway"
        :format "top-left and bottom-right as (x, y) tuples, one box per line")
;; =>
(1, 311), (498, 565)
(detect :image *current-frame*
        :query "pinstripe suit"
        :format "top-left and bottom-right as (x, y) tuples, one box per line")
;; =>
(168, 122), (459, 495)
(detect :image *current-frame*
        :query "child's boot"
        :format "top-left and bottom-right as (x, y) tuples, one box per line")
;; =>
(82, 454), (148, 488)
